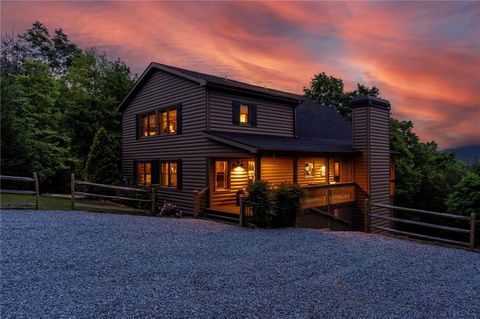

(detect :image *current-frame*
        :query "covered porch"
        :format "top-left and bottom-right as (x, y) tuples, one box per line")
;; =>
(201, 155), (357, 220)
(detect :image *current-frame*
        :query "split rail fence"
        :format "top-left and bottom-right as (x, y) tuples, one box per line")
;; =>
(0, 172), (39, 210)
(365, 199), (477, 251)
(71, 174), (155, 215)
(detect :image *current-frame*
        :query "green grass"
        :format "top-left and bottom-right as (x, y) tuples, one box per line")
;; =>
(0, 194), (151, 215)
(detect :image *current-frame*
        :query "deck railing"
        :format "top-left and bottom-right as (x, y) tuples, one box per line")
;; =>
(301, 183), (355, 209)
(365, 199), (477, 251)
(0, 172), (40, 209)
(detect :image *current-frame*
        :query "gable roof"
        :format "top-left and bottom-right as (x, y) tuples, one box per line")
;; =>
(296, 101), (352, 141)
(118, 62), (304, 111)
(205, 131), (358, 155)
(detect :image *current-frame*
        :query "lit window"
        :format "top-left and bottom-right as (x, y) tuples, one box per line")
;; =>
(240, 105), (249, 124)
(334, 161), (340, 182)
(215, 160), (228, 190)
(247, 160), (255, 184)
(304, 162), (314, 177)
(137, 162), (151, 185)
(161, 111), (168, 134)
(141, 113), (156, 137)
(161, 161), (178, 187)
(160, 109), (177, 135)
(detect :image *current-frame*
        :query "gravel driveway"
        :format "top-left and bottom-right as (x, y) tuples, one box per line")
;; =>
(1, 210), (479, 318)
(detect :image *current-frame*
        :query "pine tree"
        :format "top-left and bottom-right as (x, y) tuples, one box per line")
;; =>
(85, 127), (121, 185)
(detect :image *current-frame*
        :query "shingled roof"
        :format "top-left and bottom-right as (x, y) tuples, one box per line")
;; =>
(153, 63), (305, 102)
(118, 62), (304, 111)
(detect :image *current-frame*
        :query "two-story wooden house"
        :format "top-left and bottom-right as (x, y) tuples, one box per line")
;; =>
(118, 63), (393, 229)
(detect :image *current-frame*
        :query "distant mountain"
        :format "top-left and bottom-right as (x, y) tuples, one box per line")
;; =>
(445, 144), (480, 163)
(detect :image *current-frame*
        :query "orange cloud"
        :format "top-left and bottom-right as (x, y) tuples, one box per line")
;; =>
(1, 1), (479, 148)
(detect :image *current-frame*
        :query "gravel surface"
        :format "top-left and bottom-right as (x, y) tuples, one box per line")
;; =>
(1, 210), (479, 319)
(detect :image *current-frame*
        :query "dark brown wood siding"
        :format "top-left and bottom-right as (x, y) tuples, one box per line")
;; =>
(352, 104), (391, 231)
(122, 69), (248, 215)
(208, 89), (295, 136)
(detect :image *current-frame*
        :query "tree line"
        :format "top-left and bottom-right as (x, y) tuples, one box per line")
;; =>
(1, 21), (133, 191)
(1, 21), (478, 214)
(304, 73), (479, 215)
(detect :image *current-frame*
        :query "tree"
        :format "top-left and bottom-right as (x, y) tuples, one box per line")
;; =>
(85, 127), (121, 185)
(60, 49), (133, 164)
(303, 73), (379, 122)
(0, 60), (75, 185)
(1, 21), (133, 191)
(446, 173), (480, 216)
(16, 21), (80, 75)
(304, 72), (468, 212)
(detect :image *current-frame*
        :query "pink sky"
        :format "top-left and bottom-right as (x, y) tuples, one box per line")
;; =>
(2, 1), (479, 149)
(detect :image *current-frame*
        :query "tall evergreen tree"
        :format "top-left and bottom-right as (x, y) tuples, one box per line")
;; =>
(85, 127), (121, 185)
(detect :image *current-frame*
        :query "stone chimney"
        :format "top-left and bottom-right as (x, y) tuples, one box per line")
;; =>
(351, 95), (391, 232)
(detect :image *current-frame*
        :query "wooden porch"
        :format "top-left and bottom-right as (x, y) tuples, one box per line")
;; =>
(193, 155), (358, 225)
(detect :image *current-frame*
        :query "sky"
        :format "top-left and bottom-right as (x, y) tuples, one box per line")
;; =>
(2, 1), (479, 149)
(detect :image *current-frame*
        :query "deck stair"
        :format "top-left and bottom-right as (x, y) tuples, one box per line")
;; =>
(201, 208), (240, 225)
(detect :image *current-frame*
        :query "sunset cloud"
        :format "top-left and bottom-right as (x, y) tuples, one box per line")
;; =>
(2, 1), (479, 148)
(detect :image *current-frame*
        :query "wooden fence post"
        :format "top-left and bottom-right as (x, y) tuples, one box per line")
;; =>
(193, 190), (199, 218)
(239, 194), (244, 226)
(70, 173), (75, 210)
(364, 198), (370, 233)
(33, 172), (39, 210)
(151, 186), (156, 215)
(470, 212), (476, 252)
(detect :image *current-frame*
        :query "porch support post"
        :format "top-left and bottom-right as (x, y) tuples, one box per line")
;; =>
(293, 156), (298, 184)
(255, 154), (261, 180)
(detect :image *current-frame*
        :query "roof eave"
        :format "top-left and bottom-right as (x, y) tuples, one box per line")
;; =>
(206, 83), (304, 106)
(203, 132), (258, 153)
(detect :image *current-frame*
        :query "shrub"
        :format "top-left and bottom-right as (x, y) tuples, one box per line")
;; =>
(158, 200), (183, 218)
(272, 183), (306, 227)
(245, 180), (273, 227)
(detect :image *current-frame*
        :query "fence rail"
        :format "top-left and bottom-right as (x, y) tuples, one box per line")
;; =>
(366, 199), (477, 251)
(0, 172), (39, 209)
(71, 174), (155, 214)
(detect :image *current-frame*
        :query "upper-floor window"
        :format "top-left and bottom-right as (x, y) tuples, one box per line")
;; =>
(160, 109), (177, 135)
(137, 161), (152, 185)
(232, 101), (256, 126)
(240, 105), (249, 124)
(136, 104), (181, 139)
(141, 113), (156, 137)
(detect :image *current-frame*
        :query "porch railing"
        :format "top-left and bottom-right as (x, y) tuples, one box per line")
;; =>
(193, 187), (208, 218)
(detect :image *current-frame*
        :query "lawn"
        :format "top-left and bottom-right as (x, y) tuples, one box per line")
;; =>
(1, 210), (479, 318)
(0, 194), (149, 214)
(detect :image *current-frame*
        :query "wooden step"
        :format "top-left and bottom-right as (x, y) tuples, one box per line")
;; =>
(201, 209), (240, 225)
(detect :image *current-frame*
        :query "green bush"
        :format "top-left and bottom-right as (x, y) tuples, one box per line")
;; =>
(245, 180), (273, 227)
(272, 183), (306, 227)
